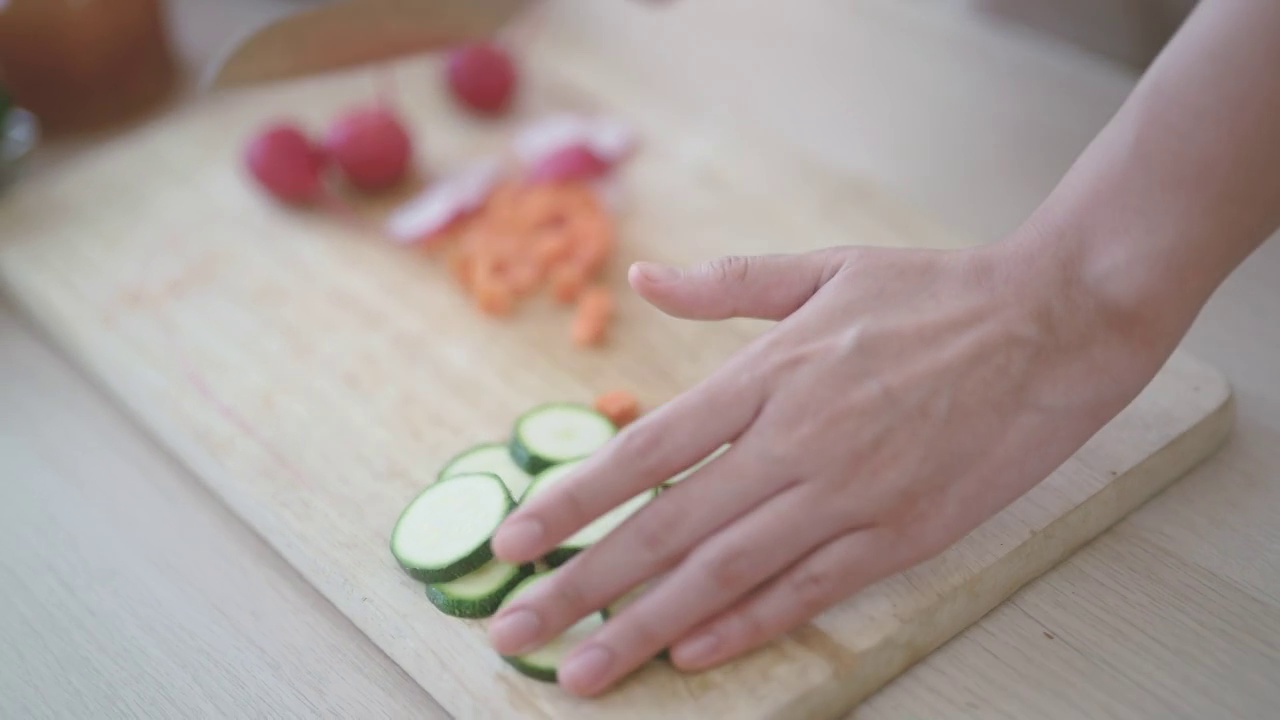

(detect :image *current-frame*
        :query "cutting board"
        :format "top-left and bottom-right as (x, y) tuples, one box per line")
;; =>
(0, 30), (1233, 720)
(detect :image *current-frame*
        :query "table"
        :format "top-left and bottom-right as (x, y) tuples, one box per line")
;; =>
(2, 2), (1276, 718)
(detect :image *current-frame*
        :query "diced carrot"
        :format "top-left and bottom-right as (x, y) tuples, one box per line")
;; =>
(533, 231), (571, 267)
(476, 280), (514, 316)
(551, 265), (587, 304)
(594, 390), (640, 428)
(571, 285), (614, 346)
(504, 261), (543, 296)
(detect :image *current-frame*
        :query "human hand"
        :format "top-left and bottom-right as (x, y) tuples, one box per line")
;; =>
(486, 233), (1176, 696)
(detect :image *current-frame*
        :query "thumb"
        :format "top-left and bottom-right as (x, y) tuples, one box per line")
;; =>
(628, 250), (842, 321)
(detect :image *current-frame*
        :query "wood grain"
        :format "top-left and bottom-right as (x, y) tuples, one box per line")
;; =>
(0, 28), (1235, 720)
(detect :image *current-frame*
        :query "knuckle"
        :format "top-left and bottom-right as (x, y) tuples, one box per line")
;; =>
(721, 605), (768, 648)
(704, 544), (757, 594)
(631, 504), (687, 561)
(706, 255), (753, 285)
(612, 424), (664, 466)
(792, 566), (836, 615)
(620, 609), (670, 652)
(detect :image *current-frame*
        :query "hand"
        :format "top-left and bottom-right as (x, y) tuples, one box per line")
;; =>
(487, 234), (1175, 696)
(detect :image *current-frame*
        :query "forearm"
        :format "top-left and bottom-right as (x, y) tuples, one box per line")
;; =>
(1015, 0), (1280, 348)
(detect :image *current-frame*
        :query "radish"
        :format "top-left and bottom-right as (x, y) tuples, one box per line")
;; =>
(324, 105), (414, 192)
(446, 42), (518, 117)
(513, 114), (637, 170)
(526, 144), (611, 184)
(244, 123), (327, 205)
(385, 158), (505, 245)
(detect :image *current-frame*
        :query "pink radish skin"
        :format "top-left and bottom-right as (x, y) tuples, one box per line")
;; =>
(324, 106), (414, 192)
(244, 124), (326, 205)
(446, 42), (518, 116)
(526, 144), (612, 184)
(385, 158), (505, 245)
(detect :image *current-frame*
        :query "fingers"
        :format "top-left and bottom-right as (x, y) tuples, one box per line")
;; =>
(490, 364), (766, 565)
(667, 526), (902, 672)
(486, 436), (785, 659)
(629, 250), (843, 322)
(551, 483), (848, 696)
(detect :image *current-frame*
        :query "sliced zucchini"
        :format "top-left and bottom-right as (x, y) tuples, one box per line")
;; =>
(498, 571), (605, 683)
(425, 558), (534, 619)
(509, 403), (616, 475)
(522, 459), (656, 567)
(390, 472), (513, 584)
(662, 443), (731, 489)
(439, 442), (534, 499)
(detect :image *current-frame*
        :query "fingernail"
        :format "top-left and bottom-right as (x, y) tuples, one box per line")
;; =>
(635, 262), (680, 283)
(490, 609), (542, 654)
(495, 518), (544, 555)
(559, 644), (613, 693)
(674, 632), (720, 668)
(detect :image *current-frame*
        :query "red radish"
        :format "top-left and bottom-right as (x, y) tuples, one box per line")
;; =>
(513, 114), (637, 170)
(324, 105), (414, 192)
(385, 158), (504, 245)
(527, 144), (611, 184)
(446, 42), (518, 116)
(244, 123), (326, 205)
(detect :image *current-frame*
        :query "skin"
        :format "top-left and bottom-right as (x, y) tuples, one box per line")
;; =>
(489, 0), (1280, 697)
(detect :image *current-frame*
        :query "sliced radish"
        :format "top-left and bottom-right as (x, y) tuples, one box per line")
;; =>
(385, 158), (505, 245)
(526, 144), (612, 184)
(512, 114), (637, 171)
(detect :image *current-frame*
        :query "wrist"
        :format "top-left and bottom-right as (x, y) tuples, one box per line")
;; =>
(993, 211), (1201, 369)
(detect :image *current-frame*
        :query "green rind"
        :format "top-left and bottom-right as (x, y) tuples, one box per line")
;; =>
(543, 547), (580, 568)
(499, 572), (606, 683)
(508, 403), (616, 475)
(508, 433), (547, 475)
(425, 562), (534, 619)
(438, 441), (534, 498)
(389, 472), (514, 584)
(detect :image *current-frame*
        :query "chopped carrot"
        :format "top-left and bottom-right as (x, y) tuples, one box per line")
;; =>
(475, 280), (514, 316)
(551, 266), (586, 304)
(595, 390), (640, 428)
(425, 175), (621, 346)
(571, 285), (614, 346)
(504, 262), (543, 296)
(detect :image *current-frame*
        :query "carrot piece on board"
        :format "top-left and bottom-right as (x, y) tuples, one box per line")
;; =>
(551, 265), (587, 304)
(475, 280), (514, 316)
(594, 390), (640, 428)
(504, 261), (544, 297)
(571, 285), (614, 346)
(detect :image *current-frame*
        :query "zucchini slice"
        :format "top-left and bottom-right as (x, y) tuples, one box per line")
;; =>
(425, 558), (534, 619)
(498, 571), (605, 683)
(439, 442), (534, 499)
(662, 443), (731, 489)
(509, 403), (616, 475)
(390, 472), (513, 584)
(522, 459), (656, 567)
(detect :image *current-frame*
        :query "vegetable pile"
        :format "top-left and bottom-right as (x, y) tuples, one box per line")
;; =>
(389, 391), (729, 683)
(240, 39), (638, 348)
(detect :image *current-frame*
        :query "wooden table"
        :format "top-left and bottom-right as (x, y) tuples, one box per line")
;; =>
(2, 1), (1276, 718)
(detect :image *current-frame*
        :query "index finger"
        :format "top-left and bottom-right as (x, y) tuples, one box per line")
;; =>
(490, 369), (764, 564)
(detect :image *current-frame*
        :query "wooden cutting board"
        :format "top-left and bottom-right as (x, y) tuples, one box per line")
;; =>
(0, 31), (1233, 720)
